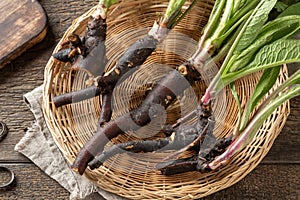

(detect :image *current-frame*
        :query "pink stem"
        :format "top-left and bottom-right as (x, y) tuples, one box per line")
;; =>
(208, 127), (250, 170)
(201, 89), (211, 104)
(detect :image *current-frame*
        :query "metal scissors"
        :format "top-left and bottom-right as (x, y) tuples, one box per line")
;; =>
(0, 121), (15, 189)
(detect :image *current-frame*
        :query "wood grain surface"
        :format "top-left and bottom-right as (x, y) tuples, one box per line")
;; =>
(0, 0), (299, 199)
(0, 0), (48, 68)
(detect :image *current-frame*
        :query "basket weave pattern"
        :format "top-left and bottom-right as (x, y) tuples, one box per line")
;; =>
(43, 1), (290, 199)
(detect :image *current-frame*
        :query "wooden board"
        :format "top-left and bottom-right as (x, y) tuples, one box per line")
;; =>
(0, 0), (48, 68)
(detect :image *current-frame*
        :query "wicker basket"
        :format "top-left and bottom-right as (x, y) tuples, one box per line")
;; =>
(42, 1), (290, 199)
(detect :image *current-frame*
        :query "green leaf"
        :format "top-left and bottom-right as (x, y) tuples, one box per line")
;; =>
(222, 39), (300, 86)
(249, 66), (281, 111)
(239, 66), (281, 131)
(201, 0), (226, 40)
(233, 0), (247, 14)
(165, 0), (186, 19)
(250, 70), (300, 124)
(102, 0), (119, 8)
(209, 0), (235, 48)
(229, 15), (300, 72)
(211, 1), (261, 48)
(230, 82), (242, 130)
(226, 0), (260, 29)
(207, 0), (224, 24)
(230, 84), (300, 156)
(219, 0), (234, 31)
(274, 2), (289, 12)
(210, 75), (300, 164)
(230, 82), (242, 114)
(246, 84), (300, 139)
(248, 39), (300, 70)
(259, 15), (300, 39)
(170, 0), (198, 29)
(278, 2), (300, 17)
(233, 0), (277, 54)
(249, 66), (281, 112)
(219, 0), (273, 75)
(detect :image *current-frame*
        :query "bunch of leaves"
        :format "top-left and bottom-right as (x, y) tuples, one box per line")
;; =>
(202, 1), (300, 169)
(203, 0), (300, 103)
(190, 0), (263, 68)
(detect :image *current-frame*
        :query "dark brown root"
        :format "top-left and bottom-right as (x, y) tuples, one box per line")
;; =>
(72, 113), (131, 175)
(53, 86), (102, 108)
(157, 157), (198, 175)
(97, 92), (113, 129)
(53, 34), (159, 108)
(156, 135), (233, 175)
(72, 63), (201, 174)
(53, 14), (107, 76)
(88, 137), (171, 170)
(87, 102), (213, 175)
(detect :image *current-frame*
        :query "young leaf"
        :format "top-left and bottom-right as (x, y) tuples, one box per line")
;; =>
(210, 0), (240, 48)
(233, 0), (277, 54)
(239, 66), (281, 131)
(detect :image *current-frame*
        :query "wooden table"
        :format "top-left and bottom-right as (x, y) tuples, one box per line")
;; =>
(0, 1), (299, 199)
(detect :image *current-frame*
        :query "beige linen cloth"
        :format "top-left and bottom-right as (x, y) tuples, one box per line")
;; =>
(15, 85), (125, 200)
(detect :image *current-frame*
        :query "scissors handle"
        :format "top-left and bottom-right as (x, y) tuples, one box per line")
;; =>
(0, 166), (15, 189)
(0, 121), (8, 142)
(0, 122), (14, 189)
